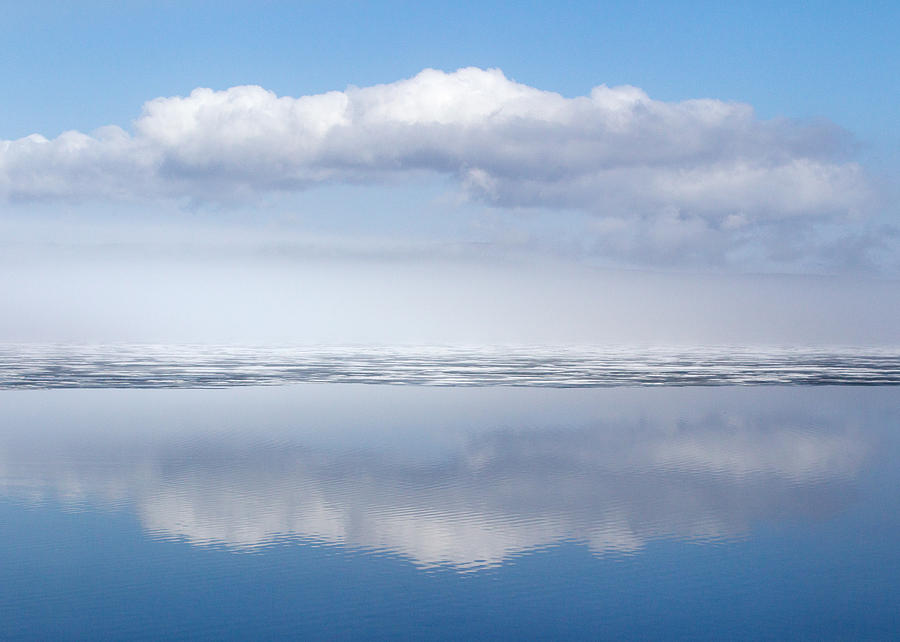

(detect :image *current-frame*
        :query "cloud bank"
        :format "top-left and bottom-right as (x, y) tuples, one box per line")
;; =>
(1, 68), (870, 224)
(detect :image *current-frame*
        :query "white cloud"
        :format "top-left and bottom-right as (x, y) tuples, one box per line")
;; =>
(3, 67), (889, 269)
(0, 68), (870, 220)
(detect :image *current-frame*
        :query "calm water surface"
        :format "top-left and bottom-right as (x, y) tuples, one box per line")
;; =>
(1, 382), (899, 639)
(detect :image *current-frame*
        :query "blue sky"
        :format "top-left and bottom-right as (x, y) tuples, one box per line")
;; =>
(4, 1), (898, 148)
(1, 1), (898, 344)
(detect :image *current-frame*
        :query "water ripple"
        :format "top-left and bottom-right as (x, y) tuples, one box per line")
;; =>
(1, 344), (899, 389)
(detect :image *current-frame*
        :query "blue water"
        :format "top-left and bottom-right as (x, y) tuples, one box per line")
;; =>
(1, 380), (899, 639)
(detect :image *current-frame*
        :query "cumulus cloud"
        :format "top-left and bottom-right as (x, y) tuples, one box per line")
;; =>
(0, 67), (870, 223)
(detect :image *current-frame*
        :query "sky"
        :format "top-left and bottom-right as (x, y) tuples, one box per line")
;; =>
(1, 0), (899, 345)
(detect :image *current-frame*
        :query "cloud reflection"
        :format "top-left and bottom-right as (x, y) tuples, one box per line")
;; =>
(0, 388), (870, 570)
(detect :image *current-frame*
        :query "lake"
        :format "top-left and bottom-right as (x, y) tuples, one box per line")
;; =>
(1, 362), (899, 639)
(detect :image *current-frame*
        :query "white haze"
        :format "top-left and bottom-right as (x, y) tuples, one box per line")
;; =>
(1, 238), (898, 347)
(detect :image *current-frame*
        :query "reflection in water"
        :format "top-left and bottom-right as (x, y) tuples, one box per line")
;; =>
(0, 386), (873, 570)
